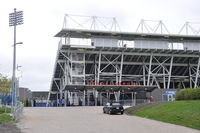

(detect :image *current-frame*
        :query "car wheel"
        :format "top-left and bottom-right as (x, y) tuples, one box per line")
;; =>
(121, 111), (124, 115)
(103, 109), (106, 113)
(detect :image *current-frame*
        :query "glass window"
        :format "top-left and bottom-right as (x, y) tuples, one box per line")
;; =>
(112, 103), (120, 106)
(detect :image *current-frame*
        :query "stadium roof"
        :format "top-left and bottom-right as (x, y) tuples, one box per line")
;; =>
(55, 28), (200, 41)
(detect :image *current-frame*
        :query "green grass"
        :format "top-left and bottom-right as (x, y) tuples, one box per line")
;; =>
(0, 108), (11, 114)
(0, 114), (13, 124)
(133, 100), (200, 130)
(0, 108), (13, 124)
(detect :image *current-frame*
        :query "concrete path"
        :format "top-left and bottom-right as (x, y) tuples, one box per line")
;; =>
(17, 107), (200, 133)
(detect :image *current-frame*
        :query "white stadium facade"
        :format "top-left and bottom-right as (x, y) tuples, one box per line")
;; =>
(47, 15), (200, 106)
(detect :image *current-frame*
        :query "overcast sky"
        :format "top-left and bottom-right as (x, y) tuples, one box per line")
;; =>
(0, 0), (200, 91)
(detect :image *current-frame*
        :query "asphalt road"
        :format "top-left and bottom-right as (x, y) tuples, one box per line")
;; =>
(17, 107), (200, 133)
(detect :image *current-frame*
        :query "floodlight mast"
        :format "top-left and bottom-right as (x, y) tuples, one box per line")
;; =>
(9, 8), (23, 116)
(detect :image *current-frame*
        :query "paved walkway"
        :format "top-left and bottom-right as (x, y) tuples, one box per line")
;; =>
(17, 107), (200, 133)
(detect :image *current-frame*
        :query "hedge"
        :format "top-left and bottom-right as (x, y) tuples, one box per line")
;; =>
(176, 88), (200, 100)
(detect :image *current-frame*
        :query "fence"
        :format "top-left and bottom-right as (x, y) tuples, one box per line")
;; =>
(13, 101), (24, 121)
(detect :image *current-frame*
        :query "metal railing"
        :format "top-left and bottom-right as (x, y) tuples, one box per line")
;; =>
(13, 101), (24, 121)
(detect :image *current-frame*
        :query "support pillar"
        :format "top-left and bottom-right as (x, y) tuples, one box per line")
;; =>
(87, 91), (90, 106)
(83, 90), (85, 106)
(114, 92), (119, 102)
(83, 53), (86, 85)
(131, 92), (134, 106)
(194, 57), (200, 88)
(119, 53), (124, 84)
(97, 52), (101, 84)
(143, 64), (146, 86)
(163, 68), (166, 89)
(67, 90), (69, 106)
(181, 81), (186, 89)
(118, 91), (120, 102)
(94, 90), (97, 106)
(147, 55), (152, 86)
(94, 56), (97, 85)
(100, 92), (102, 106)
(64, 91), (67, 107)
(134, 92), (137, 106)
(167, 56), (173, 89)
(189, 65), (192, 88)
(59, 90), (62, 107)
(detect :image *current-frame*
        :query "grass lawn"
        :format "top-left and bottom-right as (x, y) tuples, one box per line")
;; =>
(0, 108), (11, 114)
(0, 108), (13, 124)
(133, 100), (200, 130)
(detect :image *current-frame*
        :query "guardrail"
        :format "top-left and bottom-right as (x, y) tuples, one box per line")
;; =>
(13, 101), (24, 122)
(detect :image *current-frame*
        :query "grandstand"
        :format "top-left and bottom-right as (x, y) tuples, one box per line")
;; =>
(47, 15), (200, 106)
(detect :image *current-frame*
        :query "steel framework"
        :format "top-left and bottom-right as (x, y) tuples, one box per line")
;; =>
(47, 15), (200, 106)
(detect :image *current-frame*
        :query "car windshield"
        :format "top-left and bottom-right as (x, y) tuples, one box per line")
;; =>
(112, 103), (120, 106)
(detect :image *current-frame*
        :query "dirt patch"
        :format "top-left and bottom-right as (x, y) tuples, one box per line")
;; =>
(0, 123), (22, 133)
(125, 102), (165, 115)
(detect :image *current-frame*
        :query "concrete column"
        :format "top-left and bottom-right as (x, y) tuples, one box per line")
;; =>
(134, 92), (137, 106)
(131, 92), (134, 106)
(100, 92), (102, 106)
(83, 90), (85, 106)
(94, 90), (97, 106)
(87, 91), (90, 106)
(64, 91), (67, 107)
(118, 91), (120, 102)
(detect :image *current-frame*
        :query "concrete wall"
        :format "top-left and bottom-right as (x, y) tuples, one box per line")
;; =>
(19, 87), (32, 101)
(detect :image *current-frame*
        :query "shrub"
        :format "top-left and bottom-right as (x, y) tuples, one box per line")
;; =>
(176, 88), (200, 100)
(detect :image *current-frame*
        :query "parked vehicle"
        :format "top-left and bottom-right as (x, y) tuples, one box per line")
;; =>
(103, 102), (124, 115)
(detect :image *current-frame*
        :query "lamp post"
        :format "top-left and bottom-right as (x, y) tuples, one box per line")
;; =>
(9, 8), (23, 115)
(16, 65), (22, 101)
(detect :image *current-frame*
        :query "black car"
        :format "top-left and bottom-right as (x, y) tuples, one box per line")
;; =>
(103, 102), (124, 115)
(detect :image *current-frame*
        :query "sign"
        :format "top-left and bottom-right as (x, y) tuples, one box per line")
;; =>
(165, 91), (176, 95)
(69, 90), (80, 92)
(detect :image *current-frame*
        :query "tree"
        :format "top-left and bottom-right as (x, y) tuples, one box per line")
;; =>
(0, 73), (12, 112)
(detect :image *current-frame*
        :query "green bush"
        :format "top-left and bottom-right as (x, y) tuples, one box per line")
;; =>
(176, 88), (200, 100)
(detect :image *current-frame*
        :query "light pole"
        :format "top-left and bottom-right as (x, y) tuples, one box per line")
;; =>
(9, 8), (23, 115)
(16, 65), (22, 101)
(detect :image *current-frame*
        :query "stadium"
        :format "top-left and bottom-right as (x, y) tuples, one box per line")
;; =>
(47, 15), (200, 106)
